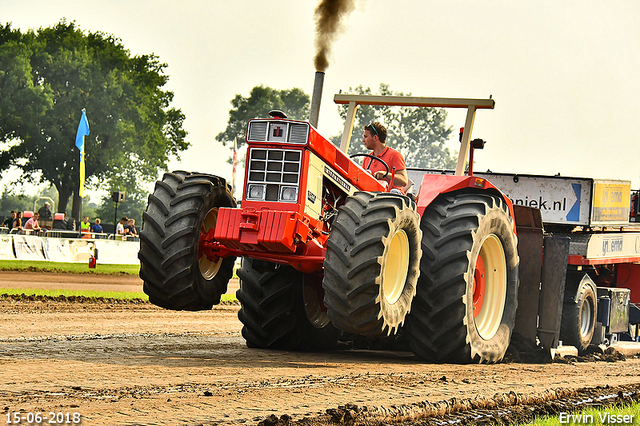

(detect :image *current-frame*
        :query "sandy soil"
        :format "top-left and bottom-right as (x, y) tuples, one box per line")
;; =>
(1, 272), (640, 425)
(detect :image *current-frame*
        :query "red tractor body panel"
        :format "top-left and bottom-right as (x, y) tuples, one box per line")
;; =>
(214, 119), (521, 272)
(306, 128), (385, 193)
(212, 120), (385, 273)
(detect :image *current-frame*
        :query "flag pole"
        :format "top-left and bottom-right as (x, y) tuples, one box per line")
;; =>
(232, 133), (238, 197)
(75, 109), (90, 224)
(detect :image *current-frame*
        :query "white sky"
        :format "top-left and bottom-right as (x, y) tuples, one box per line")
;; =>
(2, 0), (640, 198)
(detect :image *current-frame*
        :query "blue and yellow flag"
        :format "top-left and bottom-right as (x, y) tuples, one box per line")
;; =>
(75, 109), (90, 198)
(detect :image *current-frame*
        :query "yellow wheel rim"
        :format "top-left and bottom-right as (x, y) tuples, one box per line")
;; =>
(474, 234), (507, 340)
(199, 207), (223, 280)
(382, 229), (410, 305)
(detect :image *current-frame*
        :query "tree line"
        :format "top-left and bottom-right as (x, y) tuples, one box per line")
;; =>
(0, 20), (187, 224)
(1, 20), (456, 226)
(216, 84), (456, 169)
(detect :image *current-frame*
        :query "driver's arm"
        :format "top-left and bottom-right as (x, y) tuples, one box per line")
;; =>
(373, 168), (408, 188)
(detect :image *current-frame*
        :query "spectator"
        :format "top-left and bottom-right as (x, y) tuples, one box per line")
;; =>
(38, 202), (52, 221)
(90, 218), (103, 234)
(124, 218), (137, 236)
(24, 212), (42, 233)
(80, 216), (91, 234)
(3, 211), (16, 230)
(12, 211), (23, 232)
(116, 216), (128, 236)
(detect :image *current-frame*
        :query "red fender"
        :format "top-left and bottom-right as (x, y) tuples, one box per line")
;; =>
(416, 174), (517, 233)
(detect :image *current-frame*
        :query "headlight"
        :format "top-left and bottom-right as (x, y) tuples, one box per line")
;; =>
(279, 186), (298, 202)
(247, 184), (265, 200)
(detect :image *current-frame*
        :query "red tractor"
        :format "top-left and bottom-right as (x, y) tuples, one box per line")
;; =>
(139, 91), (519, 363)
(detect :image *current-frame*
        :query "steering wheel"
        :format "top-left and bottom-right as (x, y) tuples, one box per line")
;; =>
(350, 153), (389, 179)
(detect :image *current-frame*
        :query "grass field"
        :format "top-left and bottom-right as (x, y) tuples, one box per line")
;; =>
(0, 287), (148, 300)
(0, 259), (140, 275)
(0, 287), (238, 303)
(0, 260), (238, 302)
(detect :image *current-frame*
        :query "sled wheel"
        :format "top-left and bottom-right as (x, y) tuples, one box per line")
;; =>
(406, 191), (519, 364)
(139, 171), (236, 311)
(237, 257), (340, 351)
(322, 192), (421, 336)
(560, 274), (597, 352)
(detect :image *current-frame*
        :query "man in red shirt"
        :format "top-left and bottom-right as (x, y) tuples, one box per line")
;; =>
(362, 122), (408, 192)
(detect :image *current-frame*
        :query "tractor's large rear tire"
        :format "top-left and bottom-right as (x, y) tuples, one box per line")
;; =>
(322, 192), (422, 337)
(237, 257), (341, 351)
(139, 171), (237, 311)
(406, 191), (519, 364)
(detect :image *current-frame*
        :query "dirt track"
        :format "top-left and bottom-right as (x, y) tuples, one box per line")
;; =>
(0, 270), (146, 293)
(1, 272), (640, 425)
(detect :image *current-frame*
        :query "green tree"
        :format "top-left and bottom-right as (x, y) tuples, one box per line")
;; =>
(0, 187), (37, 216)
(0, 21), (188, 222)
(216, 85), (310, 150)
(335, 84), (456, 169)
(0, 27), (53, 144)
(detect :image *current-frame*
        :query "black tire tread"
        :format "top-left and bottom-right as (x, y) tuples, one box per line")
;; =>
(237, 258), (340, 351)
(323, 192), (421, 337)
(560, 281), (597, 352)
(139, 171), (236, 311)
(406, 191), (519, 364)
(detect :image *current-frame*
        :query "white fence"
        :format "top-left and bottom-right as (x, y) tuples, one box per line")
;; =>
(0, 233), (140, 265)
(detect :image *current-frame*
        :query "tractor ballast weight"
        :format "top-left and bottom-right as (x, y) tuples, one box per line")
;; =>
(140, 92), (523, 363)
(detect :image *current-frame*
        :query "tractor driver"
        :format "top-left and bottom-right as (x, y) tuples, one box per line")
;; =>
(362, 122), (408, 192)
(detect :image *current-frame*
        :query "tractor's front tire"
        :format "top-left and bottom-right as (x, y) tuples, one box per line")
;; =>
(322, 192), (422, 337)
(139, 171), (236, 311)
(406, 191), (519, 364)
(237, 257), (341, 351)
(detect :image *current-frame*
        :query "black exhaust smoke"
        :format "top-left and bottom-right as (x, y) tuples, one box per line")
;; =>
(309, 71), (325, 128)
(313, 0), (355, 72)
(309, 0), (355, 127)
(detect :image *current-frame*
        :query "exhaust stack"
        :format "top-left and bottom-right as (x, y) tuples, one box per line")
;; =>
(309, 71), (325, 128)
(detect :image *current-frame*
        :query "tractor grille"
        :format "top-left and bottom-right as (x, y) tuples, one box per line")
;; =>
(288, 124), (308, 144)
(245, 148), (302, 203)
(248, 122), (268, 141)
(247, 120), (309, 145)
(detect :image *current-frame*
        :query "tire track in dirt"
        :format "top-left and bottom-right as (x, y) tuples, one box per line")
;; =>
(1, 299), (640, 425)
(1, 271), (639, 425)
